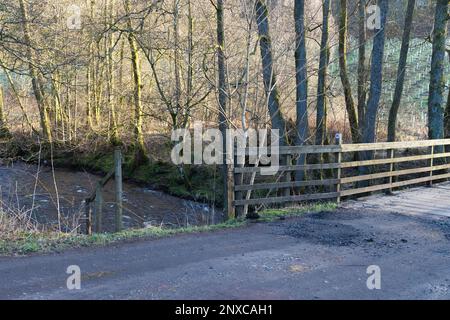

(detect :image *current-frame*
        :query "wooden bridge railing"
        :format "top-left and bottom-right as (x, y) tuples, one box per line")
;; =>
(230, 138), (450, 215)
(84, 148), (123, 235)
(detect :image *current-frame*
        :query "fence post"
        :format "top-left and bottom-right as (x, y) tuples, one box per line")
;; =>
(387, 149), (395, 194)
(335, 133), (343, 204)
(227, 162), (235, 219)
(284, 154), (292, 197)
(85, 202), (92, 235)
(114, 147), (123, 232)
(233, 144), (245, 218)
(95, 183), (103, 233)
(429, 145), (435, 187)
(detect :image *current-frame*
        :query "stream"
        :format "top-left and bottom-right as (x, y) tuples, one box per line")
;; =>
(0, 161), (221, 232)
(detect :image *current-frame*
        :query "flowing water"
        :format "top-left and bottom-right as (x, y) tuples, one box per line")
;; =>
(0, 161), (221, 232)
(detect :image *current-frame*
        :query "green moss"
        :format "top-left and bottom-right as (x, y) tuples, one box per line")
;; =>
(259, 202), (337, 222)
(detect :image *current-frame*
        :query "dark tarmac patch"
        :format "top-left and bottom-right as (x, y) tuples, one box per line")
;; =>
(307, 209), (364, 221)
(283, 219), (363, 247)
(278, 208), (450, 250)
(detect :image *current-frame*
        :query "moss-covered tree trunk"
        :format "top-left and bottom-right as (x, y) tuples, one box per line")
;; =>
(444, 53), (450, 139)
(125, 0), (148, 166)
(255, 0), (287, 146)
(387, 0), (415, 142)
(293, 0), (309, 183)
(107, 0), (120, 146)
(357, 0), (367, 140)
(339, 0), (359, 144)
(363, 0), (388, 151)
(315, 0), (331, 146)
(19, 0), (52, 143)
(85, 0), (95, 130)
(428, 0), (449, 142)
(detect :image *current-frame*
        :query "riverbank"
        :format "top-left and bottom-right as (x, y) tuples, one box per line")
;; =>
(0, 134), (224, 207)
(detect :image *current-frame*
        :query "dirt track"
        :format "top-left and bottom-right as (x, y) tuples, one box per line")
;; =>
(1, 202), (450, 300)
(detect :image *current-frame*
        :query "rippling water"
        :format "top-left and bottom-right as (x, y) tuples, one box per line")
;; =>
(0, 162), (221, 232)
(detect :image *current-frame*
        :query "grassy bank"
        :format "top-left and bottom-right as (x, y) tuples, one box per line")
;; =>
(0, 219), (246, 256)
(0, 203), (336, 256)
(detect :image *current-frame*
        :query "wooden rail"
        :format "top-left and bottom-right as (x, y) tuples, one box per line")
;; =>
(84, 147), (123, 235)
(230, 138), (450, 214)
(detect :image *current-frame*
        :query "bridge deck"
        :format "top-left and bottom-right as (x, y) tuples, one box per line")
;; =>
(342, 182), (450, 218)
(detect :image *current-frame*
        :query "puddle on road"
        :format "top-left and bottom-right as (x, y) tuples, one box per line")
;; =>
(0, 162), (221, 232)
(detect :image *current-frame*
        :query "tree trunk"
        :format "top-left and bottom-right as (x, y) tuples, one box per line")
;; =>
(428, 0), (449, 142)
(255, 0), (287, 146)
(50, 73), (64, 140)
(445, 53), (450, 139)
(387, 0), (415, 142)
(444, 50), (450, 138)
(339, 0), (359, 144)
(187, 0), (193, 114)
(294, 0), (309, 146)
(216, 0), (231, 216)
(363, 0), (388, 150)
(125, 0), (147, 166)
(86, 57), (94, 130)
(107, 0), (120, 145)
(315, 0), (331, 146)
(86, 0), (95, 129)
(173, 0), (182, 129)
(357, 0), (367, 139)
(294, 0), (310, 182)
(118, 39), (125, 129)
(0, 85), (10, 138)
(19, 0), (52, 143)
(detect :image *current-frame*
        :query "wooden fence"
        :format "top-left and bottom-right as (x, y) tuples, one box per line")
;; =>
(84, 148), (123, 235)
(230, 138), (450, 216)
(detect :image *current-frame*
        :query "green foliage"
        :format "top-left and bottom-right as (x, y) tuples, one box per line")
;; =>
(330, 38), (450, 114)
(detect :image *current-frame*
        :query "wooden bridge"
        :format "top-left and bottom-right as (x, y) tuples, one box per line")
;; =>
(342, 181), (450, 218)
(230, 138), (450, 216)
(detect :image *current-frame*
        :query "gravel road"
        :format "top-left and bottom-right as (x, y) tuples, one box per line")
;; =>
(1, 207), (450, 300)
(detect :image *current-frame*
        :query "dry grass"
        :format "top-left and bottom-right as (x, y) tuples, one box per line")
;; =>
(0, 203), (39, 240)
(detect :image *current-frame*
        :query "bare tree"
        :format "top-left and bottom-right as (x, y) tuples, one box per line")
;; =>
(294, 0), (309, 182)
(362, 0), (388, 151)
(338, 0), (359, 144)
(18, 0), (52, 143)
(315, 0), (331, 146)
(388, 0), (416, 142)
(216, 0), (231, 214)
(124, 0), (148, 166)
(357, 0), (367, 139)
(255, 0), (287, 146)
